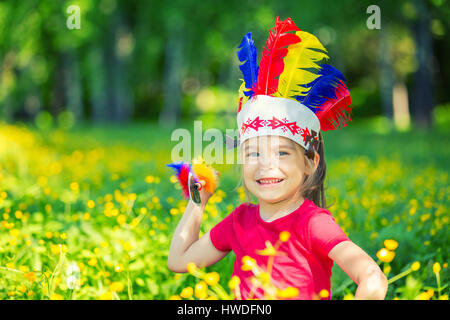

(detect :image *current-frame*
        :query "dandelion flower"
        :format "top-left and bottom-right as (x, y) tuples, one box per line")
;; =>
(195, 281), (208, 299)
(433, 262), (441, 274)
(277, 287), (299, 299)
(109, 281), (124, 292)
(180, 287), (193, 299)
(228, 276), (240, 290)
(185, 262), (197, 275)
(376, 248), (395, 263)
(204, 272), (220, 286)
(50, 293), (63, 300)
(241, 256), (256, 271)
(411, 261), (420, 271)
(98, 291), (114, 300)
(319, 289), (329, 299)
(383, 239), (398, 251)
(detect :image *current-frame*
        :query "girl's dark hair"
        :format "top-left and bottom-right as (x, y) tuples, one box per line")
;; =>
(236, 133), (330, 210)
(301, 132), (327, 209)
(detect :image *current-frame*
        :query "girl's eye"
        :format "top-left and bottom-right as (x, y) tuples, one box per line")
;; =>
(279, 151), (289, 156)
(247, 152), (259, 157)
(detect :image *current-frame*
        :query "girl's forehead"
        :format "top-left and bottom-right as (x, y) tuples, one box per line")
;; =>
(243, 135), (298, 148)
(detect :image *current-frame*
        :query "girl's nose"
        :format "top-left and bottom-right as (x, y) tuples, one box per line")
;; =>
(258, 153), (278, 169)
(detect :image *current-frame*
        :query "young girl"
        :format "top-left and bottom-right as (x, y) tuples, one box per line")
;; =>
(168, 17), (388, 300)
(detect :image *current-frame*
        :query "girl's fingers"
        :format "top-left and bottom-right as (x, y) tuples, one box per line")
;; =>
(196, 180), (205, 191)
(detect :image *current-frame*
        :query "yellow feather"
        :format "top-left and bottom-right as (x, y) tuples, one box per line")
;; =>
(192, 156), (219, 194)
(237, 79), (250, 106)
(277, 31), (329, 99)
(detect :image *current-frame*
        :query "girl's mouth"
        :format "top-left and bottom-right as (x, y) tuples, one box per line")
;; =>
(256, 178), (284, 187)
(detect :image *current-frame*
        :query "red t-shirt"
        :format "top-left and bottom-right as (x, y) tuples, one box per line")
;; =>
(209, 198), (350, 300)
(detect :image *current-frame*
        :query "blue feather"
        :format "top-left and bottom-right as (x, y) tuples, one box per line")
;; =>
(296, 65), (346, 113)
(237, 32), (258, 97)
(166, 162), (191, 175)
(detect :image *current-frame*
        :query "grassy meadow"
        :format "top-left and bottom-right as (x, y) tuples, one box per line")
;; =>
(0, 116), (448, 300)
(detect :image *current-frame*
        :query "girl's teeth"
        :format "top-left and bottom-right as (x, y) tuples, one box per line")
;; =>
(259, 179), (281, 184)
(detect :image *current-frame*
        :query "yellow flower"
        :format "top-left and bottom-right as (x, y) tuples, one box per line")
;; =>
(18, 285), (27, 293)
(50, 244), (64, 255)
(87, 200), (95, 208)
(343, 293), (354, 300)
(241, 256), (256, 271)
(70, 182), (79, 192)
(50, 293), (63, 300)
(433, 262), (441, 274)
(100, 241), (109, 248)
(186, 262), (197, 275)
(24, 272), (36, 282)
(83, 212), (91, 220)
(27, 290), (35, 297)
(439, 295), (449, 300)
(109, 282), (124, 292)
(45, 231), (53, 239)
(228, 276), (240, 290)
(255, 241), (277, 256)
(170, 208), (179, 216)
(411, 261), (420, 271)
(195, 281), (208, 299)
(169, 295), (181, 300)
(88, 258), (98, 266)
(415, 292), (431, 300)
(122, 241), (133, 251)
(116, 214), (127, 225)
(180, 286), (193, 299)
(98, 291), (114, 300)
(204, 272), (220, 286)
(376, 248), (395, 263)
(319, 289), (329, 299)
(259, 272), (270, 283)
(277, 287), (299, 299)
(114, 264), (124, 272)
(383, 264), (391, 275)
(383, 239), (398, 251)
(9, 228), (20, 237)
(14, 210), (23, 219)
(279, 231), (291, 242)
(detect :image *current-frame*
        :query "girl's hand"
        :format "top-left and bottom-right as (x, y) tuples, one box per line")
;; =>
(194, 179), (213, 208)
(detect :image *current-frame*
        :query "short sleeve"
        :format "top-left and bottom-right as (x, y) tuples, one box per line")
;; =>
(209, 208), (235, 252)
(308, 212), (350, 258)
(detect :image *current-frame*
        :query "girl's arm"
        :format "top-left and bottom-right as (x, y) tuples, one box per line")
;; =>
(167, 181), (229, 273)
(328, 241), (388, 300)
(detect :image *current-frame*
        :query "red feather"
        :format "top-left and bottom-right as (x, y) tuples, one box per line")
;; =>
(177, 164), (191, 199)
(315, 81), (353, 131)
(253, 17), (301, 95)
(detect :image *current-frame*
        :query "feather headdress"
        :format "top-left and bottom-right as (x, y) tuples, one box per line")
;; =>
(235, 17), (353, 151)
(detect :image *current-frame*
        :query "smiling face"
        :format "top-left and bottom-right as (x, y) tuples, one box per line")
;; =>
(241, 135), (311, 205)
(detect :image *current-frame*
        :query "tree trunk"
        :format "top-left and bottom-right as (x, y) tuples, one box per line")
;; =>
(378, 26), (394, 123)
(63, 51), (83, 123)
(158, 22), (184, 128)
(410, 0), (434, 129)
(88, 47), (108, 124)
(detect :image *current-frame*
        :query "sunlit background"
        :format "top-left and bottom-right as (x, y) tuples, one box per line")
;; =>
(0, 0), (448, 300)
